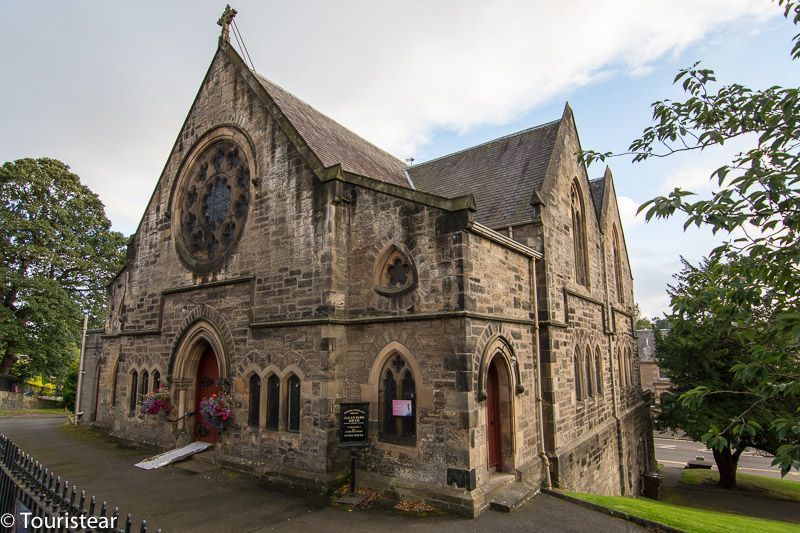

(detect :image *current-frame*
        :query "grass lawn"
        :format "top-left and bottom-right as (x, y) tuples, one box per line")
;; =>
(680, 469), (800, 502)
(0, 407), (67, 417)
(568, 492), (800, 533)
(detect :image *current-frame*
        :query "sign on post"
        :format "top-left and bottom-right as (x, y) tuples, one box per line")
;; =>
(340, 402), (369, 447)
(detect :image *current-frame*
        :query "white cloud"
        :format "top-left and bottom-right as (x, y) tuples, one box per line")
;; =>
(243, 0), (773, 156)
(617, 196), (644, 228)
(0, 0), (777, 236)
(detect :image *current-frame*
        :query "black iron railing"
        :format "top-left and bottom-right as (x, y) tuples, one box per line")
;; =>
(0, 434), (160, 532)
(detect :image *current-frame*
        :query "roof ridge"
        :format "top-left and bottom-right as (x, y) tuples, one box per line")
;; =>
(408, 118), (562, 170)
(254, 72), (408, 170)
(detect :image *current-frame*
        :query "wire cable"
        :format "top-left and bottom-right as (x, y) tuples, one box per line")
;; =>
(232, 20), (256, 71)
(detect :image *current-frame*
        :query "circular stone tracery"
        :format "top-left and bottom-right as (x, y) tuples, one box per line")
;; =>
(176, 140), (251, 273)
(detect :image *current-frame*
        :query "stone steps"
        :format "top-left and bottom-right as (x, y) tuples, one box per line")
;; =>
(489, 482), (537, 512)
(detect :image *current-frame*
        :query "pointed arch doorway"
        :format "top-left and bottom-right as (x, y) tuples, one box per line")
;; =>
(486, 355), (513, 472)
(170, 318), (229, 446)
(193, 345), (221, 443)
(487, 359), (502, 469)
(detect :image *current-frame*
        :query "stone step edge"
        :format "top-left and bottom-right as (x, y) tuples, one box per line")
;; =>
(542, 489), (681, 533)
(489, 483), (538, 512)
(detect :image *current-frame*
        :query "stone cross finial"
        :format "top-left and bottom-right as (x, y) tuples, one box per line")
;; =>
(217, 5), (238, 43)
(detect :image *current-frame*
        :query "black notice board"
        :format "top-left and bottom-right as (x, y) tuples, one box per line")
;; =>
(340, 402), (370, 447)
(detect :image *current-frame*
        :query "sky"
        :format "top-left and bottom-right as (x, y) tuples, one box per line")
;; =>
(1, 1), (798, 319)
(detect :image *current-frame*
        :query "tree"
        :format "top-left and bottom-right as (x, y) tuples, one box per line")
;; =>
(655, 258), (795, 488)
(634, 303), (653, 330)
(579, 1), (800, 476)
(0, 158), (127, 381)
(60, 355), (79, 412)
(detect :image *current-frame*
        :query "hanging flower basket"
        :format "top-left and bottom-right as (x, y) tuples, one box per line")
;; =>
(199, 392), (233, 430)
(141, 386), (173, 416)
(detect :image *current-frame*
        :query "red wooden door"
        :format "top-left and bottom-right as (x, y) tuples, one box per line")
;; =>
(194, 347), (220, 443)
(487, 361), (502, 470)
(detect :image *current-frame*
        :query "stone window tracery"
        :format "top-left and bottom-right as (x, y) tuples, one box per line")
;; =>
(173, 137), (252, 273)
(373, 244), (417, 296)
(379, 354), (416, 445)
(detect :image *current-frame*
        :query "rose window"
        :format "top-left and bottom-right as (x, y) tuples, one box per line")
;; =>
(176, 140), (251, 272)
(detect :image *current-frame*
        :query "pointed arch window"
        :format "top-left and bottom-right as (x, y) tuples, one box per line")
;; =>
(111, 361), (119, 407)
(613, 226), (624, 302)
(571, 182), (589, 288)
(379, 354), (416, 445)
(248, 374), (261, 427)
(584, 346), (594, 397)
(140, 370), (149, 396)
(286, 374), (301, 432)
(266, 374), (280, 430)
(595, 348), (603, 395)
(129, 371), (139, 416)
(574, 348), (584, 402)
(152, 370), (161, 391)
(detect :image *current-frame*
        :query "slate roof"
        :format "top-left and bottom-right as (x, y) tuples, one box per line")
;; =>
(255, 74), (412, 188)
(589, 177), (606, 218)
(407, 120), (562, 229)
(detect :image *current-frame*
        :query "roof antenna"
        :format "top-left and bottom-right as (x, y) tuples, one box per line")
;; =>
(405, 157), (415, 165)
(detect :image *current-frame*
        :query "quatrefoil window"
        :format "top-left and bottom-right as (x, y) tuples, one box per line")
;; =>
(174, 136), (253, 273)
(373, 243), (417, 297)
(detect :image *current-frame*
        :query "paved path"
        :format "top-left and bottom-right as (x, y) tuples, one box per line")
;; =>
(0, 416), (643, 533)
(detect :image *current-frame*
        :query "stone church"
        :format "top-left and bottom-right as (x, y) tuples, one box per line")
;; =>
(86, 15), (654, 516)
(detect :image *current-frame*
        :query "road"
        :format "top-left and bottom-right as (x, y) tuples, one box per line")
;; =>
(654, 432), (798, 480)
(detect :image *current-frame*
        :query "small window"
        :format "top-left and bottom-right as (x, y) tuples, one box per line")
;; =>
(379, 354), (416, 445)
(152, 370), (161, 391)
(571, 181), (589, 288)
(248, 374), (261, 427)
(595, 348), (603, 395)
(574, 349), (584, 402)
(584, 346), (593, 397)
(140, 370), (149, 397)
(613, 226), (624, 302)
(111, 360), (119, 407)
(618, 348), (626, 388)
(286, 374), (301, 432)
(266, 375), (279, 430)
(373, 244), (417, 297)
(129, 371), (139, 415)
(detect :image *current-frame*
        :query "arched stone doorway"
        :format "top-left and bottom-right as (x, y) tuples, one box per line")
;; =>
(486, 355), (513, 472)
(170, 320), (228, 446)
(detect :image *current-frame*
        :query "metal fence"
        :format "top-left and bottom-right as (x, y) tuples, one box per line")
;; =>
(0, 434), (159, 532)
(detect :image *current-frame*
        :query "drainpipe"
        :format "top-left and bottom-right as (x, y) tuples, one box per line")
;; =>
(530, 257), (551, 489)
